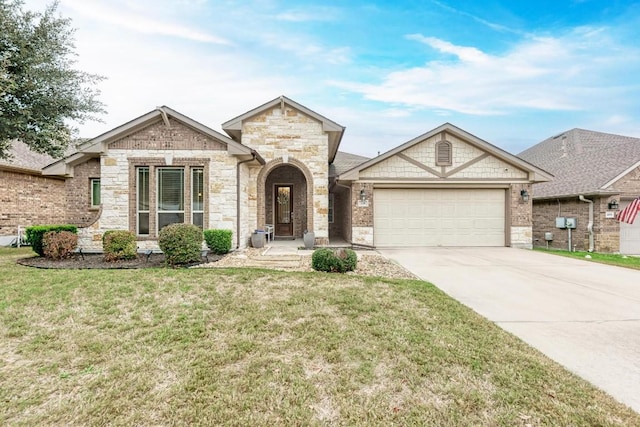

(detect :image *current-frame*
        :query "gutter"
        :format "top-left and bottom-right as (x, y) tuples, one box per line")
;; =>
(578, 195), (594, 252)
(236, 151), (261, 249)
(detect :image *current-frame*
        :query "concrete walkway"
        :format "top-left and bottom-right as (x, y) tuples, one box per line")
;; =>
(379, 247), (640, 413)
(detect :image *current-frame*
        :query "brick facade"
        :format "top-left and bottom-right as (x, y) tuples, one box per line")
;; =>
(532, 196), (620, 252)
(65, 158), (101, 226)
(0, 168), (66, 236)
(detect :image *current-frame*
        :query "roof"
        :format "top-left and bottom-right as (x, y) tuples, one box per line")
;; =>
(518, 128), (640, 199)
(0, 141), (59, 174)
(338, 123), (553, 182)
(329, 151), (370, 178)
(222, 95), (345, 163)
(43, 106), (261, 176)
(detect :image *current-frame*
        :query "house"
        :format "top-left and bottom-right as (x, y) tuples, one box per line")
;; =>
(9, 95), (550, 250)
(0, 141), (67, 245)
(518, 129), (640, 254)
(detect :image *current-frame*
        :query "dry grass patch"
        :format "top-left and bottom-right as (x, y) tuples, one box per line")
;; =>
(1, 247), (638, 426)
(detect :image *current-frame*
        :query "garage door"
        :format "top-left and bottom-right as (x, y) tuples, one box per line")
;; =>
(619, 200), (640, 255)
(374, 188), (505, 247)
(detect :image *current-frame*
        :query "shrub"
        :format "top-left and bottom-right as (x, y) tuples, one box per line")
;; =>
(43, 230), (78, 259)
(26, 225), (78, 256)
(103, 230), (137, 261)
(158, 223), (203, 266)
(204, 229), (233, 255)
(312, 248), (358, 273)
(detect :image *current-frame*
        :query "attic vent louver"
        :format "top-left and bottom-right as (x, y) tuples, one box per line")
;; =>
(436, 141), (452, 166)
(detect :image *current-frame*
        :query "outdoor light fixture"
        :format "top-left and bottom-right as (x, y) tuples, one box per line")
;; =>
(608, 199), (619, 210)
(520, 189), (530, 203)
(359, 188), (367, 203)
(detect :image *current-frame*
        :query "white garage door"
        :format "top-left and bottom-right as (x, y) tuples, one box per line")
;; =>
(374, 188), (505, 247)
(619, 200), (640, 255)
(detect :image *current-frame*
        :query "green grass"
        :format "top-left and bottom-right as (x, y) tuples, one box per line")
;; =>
(1, 247), (638, 426)
(535, 247), (640, 270)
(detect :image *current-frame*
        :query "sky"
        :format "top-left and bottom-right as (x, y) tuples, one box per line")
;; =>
(21, 0), (640, 157)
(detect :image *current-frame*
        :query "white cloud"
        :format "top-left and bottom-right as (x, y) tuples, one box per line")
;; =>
(275, 6), (342, 22)
(62, 0), (230, 44)
(332, 27), (640, 116)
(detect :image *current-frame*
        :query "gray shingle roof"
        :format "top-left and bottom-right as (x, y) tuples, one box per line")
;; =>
(330, 151), (370, 178)
(0, 141), (58, 172)
(518, 129), (640, 198)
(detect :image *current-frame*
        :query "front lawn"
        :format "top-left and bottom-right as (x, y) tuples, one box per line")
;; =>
(1, 247), (638, 426)
(535, 247), (640, 270)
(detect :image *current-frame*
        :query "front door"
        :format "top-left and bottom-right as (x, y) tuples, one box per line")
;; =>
(275, 185), (293, 237)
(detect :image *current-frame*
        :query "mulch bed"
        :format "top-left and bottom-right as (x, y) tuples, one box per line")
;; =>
(17, 253), (223, 269)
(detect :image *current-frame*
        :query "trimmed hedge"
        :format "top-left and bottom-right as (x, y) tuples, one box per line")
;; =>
(43, 231), (78, 259)
(25, 225), (78, 256)
(158, 223), (203, 266)
(312, 248), (358, 273)
(204, 229), (233, 255)
(103, 230), (137, 262)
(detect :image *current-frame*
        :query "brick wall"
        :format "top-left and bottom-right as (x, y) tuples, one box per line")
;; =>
(0, 169), (66, 235)
(329, 185), (351, 241)
(532, 195), (620, 252)
(65, 158), (101, 226)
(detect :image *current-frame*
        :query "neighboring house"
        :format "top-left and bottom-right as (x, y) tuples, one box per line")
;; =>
(519, 129), (640, 254)
(23, 95), (549, 250)
(0, 141), (67, 244)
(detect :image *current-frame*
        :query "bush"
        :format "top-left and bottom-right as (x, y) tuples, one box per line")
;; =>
(25, 225), (78, 256)
(204, 229), (233, 255)
(312, 248), (358, 273)
(103, 230), (137, 261)
(158, 223), (203, 266)
(43, 230), (78, 259)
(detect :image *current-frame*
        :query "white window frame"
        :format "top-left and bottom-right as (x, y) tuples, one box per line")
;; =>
(137, 167), (150, 236)
(156, 167), (185, 234)
(192, 168), (204, 228)
(90, 178), (101, 208)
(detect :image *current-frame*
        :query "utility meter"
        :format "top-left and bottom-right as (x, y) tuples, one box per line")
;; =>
(565, 217), (577, 229)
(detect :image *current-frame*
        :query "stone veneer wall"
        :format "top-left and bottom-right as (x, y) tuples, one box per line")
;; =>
(0, 169), (66, 236)
(76, 119), (237, 251)
(241, 106), (330, 244)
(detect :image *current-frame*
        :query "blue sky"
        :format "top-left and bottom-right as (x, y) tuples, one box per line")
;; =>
(22, 0), (640, 157)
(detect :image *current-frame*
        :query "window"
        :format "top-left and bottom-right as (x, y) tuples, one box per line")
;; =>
(157, 168), (184, 232)
(435, 141), (452, 166)
(328, 193), (334, 223)
(137, 167), (150, 235)
(192, 168), (204, 228)
(90, 178), (101, 208)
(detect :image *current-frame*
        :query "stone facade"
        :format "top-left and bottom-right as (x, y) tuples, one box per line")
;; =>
(243, 106), (330, 245)
(75, 118), (238, 250)
(0, 168), (66, 236)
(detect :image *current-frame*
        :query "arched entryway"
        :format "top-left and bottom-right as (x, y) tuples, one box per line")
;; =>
(257, 158), (313, 238)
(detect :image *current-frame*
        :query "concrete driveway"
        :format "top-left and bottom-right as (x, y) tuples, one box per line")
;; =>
(378, 247), (640, 413)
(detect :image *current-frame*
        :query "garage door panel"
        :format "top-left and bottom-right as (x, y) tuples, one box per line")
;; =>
(374, 189), (505, 247)
(620, 200), (640, 254)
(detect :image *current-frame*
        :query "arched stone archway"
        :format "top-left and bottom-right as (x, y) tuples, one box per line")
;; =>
(257, 158), (314, 237)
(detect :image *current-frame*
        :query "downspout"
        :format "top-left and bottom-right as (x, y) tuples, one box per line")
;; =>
(579, 195), (594, 252)
(236, 152), (257, 249)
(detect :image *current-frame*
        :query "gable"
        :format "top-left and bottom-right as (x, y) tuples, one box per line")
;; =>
(360, 131), (529, 180)
(109, 118), (226, 151)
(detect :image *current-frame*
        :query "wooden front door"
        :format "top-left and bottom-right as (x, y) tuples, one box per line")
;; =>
(275, 185), (293, 236)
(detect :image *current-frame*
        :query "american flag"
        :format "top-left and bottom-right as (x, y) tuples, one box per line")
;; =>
(616, 197), (640, 224)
